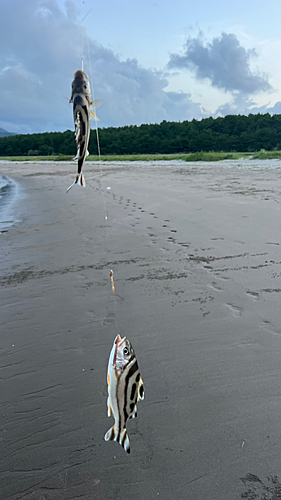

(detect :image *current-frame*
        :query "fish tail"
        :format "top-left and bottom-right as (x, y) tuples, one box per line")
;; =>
(66, 172), (86, 193)
(104, 424), (117, 442)
(119, 428), (130, 454)
(104, 426), (130, 454)
(76, 172), (86, 187)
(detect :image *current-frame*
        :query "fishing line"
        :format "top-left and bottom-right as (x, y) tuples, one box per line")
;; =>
(87, 36), (101, 158)
(82, 5), (119, 334)
(80, 1), (84, 71)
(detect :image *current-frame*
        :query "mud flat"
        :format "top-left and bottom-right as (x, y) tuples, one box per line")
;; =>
(0, 159), (280, 500)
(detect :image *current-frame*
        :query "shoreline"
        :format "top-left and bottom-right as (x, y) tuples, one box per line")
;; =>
(1, 149), (281, 163)
(0, 160), (280, 500)
(1, 157), (281, 170)
(0, 175), (21, 233)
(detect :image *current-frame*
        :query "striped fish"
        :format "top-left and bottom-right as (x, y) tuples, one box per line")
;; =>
(66, 70), (100, 193)
(105, 334), (144, 454)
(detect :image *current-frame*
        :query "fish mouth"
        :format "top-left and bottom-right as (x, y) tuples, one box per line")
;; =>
(113, 334), (126, 366)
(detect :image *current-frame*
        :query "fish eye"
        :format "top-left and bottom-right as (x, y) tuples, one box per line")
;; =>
(123, 347), (129, 355)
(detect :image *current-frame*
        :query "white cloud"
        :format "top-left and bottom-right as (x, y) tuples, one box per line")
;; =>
(168, 32), (272, 95)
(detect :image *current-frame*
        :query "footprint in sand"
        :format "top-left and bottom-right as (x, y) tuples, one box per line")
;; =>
(103, 314), (115, 325)
(208, 282), (222, 292)
(215, 275), (230, 281)
(259, 320), (281, 336)
(203, 265), (213, 271)
(179, 242), (190, 248)
(246, 291), (259, 300)
(225, 303), (242, 317)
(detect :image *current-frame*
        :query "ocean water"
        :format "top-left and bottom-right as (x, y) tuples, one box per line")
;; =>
(0, 175), (18, 233)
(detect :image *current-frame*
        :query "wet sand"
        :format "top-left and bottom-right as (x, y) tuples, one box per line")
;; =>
(0, 160), (281, 500)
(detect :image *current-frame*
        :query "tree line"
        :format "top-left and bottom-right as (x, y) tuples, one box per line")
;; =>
(0, 113), (281, 156)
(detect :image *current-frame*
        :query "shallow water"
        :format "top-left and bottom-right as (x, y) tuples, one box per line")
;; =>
(0, 175), (19, 233)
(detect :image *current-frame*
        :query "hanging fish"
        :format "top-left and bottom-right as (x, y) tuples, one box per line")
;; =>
(66, 70), (101, 193)
(105, 334), (144, 454)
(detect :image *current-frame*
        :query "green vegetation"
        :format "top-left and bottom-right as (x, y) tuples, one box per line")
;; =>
(0, 152), (256, 162)
(252, 149), (281, 160)
(0, 150), (280, 162)
(0, 113), (281, 159)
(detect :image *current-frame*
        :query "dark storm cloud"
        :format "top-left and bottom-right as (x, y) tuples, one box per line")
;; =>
(0, 0), (204, 133)
(168, 32), (272, 95)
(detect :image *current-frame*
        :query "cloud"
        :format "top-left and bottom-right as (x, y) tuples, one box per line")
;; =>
(0, 3), (277, 135)
(168, 32), (272, 95)
(86, 49), (205, 126)
(0, 0), (204, 134)
(215, 94), (281, 117)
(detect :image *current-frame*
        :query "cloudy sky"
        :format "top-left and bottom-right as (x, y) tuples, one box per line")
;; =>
(0, 0), (280, 134)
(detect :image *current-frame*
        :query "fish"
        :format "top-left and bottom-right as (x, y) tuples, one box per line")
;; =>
(105, 334), (144, 454)
(66, 70), (98, 193)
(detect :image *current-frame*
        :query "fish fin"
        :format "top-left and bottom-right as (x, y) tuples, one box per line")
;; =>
(90, 109), (99, 121)
(66, 173), (86, 193)
(129, 405), (137, 419)
(107, 403), (113, 417)
(104, 424), (116, 442)
(66, 179), (76, 193)
(137, 378), (145, 401)
(73, 145), (81, 161)
(132, 406), (138, 419)
(91, 99), (103, 109)
(119, 428), (130, 454)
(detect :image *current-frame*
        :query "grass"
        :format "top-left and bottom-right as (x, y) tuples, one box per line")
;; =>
(251, 149), (281, 160)
(0, 150), (279, 162)
(0, 155), (72, 162)
(87, 152), (253, 161)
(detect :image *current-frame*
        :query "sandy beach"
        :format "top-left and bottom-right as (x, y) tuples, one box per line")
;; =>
(0, 159), (281, 500)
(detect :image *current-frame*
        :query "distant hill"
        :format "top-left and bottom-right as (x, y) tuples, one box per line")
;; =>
(0, 127), (17, 138)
